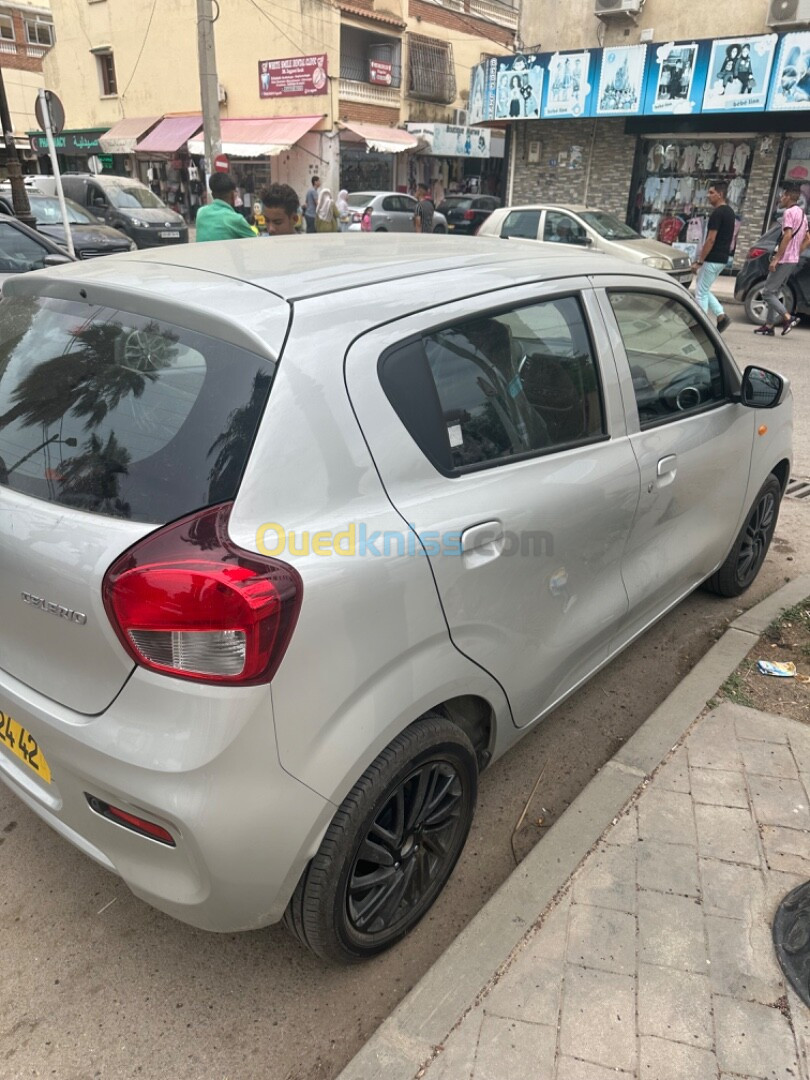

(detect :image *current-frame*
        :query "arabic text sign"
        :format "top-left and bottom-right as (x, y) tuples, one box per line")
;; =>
(29, 131), (103, 154)
(259, 54), (329, 99)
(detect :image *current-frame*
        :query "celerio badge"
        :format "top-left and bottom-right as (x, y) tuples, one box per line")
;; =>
(21, 592), (87, 625)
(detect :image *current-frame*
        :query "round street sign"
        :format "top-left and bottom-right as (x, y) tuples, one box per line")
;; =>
(34, 90), (66, 136)
(213, 153), (230, 173)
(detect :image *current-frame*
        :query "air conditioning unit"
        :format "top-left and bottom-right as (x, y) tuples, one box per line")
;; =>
(217, 83), (227, 104)
(594, 0), (643, 19)
(452, 108), (469, 126)
(767, 0), (810, 27)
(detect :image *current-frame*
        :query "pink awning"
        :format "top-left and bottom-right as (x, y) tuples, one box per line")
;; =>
(186, 115), (322, 158)
(99, 116), (161, 154)
(339, 122), (418, 153)
(136, 115), (203, 154)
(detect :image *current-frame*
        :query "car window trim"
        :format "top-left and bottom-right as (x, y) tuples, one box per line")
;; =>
(377, 288), (611, 479)
(603, 284), (733, 431)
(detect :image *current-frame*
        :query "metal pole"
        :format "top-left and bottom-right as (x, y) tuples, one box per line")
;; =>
(196, 0), (222, 196)
(37, 88), (74, 258)
(0, 64), (35, 228)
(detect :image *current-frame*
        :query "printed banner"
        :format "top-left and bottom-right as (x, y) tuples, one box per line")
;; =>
(768, 32), (810, 111)
(369, 60), (393, 86)
(596, 45), (647, 116)
(259, 54), (328, 98)
(704, 35), (778, 112)
(647, 41), (702, 115)
(543, 52), (594, 119)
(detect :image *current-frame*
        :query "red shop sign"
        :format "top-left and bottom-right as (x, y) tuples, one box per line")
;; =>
(259, 54), (329, 98)
(369, 60), (393, 86)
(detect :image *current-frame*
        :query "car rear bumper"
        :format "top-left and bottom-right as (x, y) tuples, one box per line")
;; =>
(131, 228), (189, 249)
(0, 664), (333, 931)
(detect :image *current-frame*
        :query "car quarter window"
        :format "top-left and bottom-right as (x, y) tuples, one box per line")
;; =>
(0, 222), (49, 273)
(500, 209), (541, 239)
(379, 295), (605, 475)
(608, 291), (726, 427)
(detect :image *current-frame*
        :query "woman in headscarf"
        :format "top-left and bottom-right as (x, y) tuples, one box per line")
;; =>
(315, 187), (339, 233)
(336, 189), (351, 232)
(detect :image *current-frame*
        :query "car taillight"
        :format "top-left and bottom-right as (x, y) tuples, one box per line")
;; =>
(463, 209), (476, 220)
(351, 212), (362, 223)
(102, 503), (302, 686)
(361, 210), (372, 233)
(748, 247), (768, 259)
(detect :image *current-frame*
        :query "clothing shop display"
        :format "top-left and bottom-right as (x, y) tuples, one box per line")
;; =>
(633, 137), (753, 262)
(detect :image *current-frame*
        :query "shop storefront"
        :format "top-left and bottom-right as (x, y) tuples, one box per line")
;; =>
(338, 122), (418, 191)
(405, 122), (506, 203)
(99, 116), (160, 177)
(28, 127), (113, 175)
(134, 114), (203, 221)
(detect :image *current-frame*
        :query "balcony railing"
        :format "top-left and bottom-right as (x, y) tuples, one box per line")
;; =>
(339, 78), (402, 107)
(26, 45), (47, 58)
(468, 0), (519, 30)
(0, 40), (17, 54)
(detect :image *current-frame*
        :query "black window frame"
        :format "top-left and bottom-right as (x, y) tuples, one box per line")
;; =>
(606, 287), (731, 431)
(378, 291), (609, 479)
(97, 50), (117, 96)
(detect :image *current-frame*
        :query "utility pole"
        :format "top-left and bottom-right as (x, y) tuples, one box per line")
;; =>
(196, 0), (222, 196)
(0, 64), (35, 227)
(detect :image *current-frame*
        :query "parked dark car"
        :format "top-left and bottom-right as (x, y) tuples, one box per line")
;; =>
(0, 191), (135, 260)
(437, 194), (501, 235)
(0, 212), (74, 289)
(735, 224), (810, 324)
(59, 174), (188, 249)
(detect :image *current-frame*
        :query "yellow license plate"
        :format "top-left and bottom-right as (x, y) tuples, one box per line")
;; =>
(0, 709), (52, 783)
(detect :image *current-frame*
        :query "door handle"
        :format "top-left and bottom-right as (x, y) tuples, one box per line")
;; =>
(657, 455), (677, 478)
(460, 521), (504, 564)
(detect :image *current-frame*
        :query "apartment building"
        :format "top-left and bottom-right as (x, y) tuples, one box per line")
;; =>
(0, 0), (53, 176)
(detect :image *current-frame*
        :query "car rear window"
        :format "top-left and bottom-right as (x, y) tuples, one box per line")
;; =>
(0, 296), (275, 523)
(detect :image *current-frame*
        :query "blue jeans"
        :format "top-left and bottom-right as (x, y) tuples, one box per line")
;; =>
(695, 262), (725, 318)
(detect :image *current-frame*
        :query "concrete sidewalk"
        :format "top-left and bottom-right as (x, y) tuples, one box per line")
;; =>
(338, 575), (810, 1080)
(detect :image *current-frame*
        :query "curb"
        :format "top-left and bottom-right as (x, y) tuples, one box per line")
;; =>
(336, 573), (810, 1080)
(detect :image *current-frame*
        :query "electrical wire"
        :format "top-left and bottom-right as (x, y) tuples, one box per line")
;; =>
(119, 0), (159, 107)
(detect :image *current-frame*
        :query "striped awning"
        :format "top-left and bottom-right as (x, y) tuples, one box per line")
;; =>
(187, 115), (322, 158)
(99, 116), (161, 154)
(136, 115), (203, 154)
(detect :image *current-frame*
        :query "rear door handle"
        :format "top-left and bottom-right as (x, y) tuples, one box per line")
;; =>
(657, 455), (677, 478)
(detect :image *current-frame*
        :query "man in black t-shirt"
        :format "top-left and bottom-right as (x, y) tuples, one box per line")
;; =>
(413, 184), (435, 234)
(692, 180), (736, 332)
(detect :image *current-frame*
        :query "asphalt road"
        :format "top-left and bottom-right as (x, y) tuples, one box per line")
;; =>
(1, 307), (809, 1080)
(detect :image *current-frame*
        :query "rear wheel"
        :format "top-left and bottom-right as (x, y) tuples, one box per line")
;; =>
(704, 474), (782, 597)
(433, 224), (447, 234)
(745, 281), (795, 325)
(284, 715), (477, 963)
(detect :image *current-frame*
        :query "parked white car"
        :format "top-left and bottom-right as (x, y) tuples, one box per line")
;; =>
(0, 235), (791, 963)
(478, 203), (693, 286)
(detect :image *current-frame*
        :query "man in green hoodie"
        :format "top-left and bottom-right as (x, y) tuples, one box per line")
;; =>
(195, 173), (258, 242)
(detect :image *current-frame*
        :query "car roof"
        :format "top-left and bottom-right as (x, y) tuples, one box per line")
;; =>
(497, 204), (592, 214)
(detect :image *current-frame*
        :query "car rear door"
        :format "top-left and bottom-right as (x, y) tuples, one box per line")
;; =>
(346, 280), (640, 728)
(499, 208), (542, 240)
(595, 280), (755, 641)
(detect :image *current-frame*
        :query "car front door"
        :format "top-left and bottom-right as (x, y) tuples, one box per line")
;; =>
(596, 282), (755, 642)
(86, 183), (109, 221)
(346, 282), (640, 728)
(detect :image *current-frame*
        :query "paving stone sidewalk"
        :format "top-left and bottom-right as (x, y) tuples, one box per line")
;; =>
(421, 701), (810, 1080)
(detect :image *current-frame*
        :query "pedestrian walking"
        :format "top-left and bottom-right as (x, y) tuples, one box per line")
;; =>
(314, 187), (339, 232)
(194, 173), (258, 242)
(692, 180), (736, 332)
(337, 189), (351, 232)
(260, 183), (302, 236)
(412, 183), (435, 234)
(755, 181), (808, 336)
(303, 176), (320, 234)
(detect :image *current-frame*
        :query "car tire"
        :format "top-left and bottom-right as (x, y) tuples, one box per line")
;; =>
(284, 714), (478, 963)
(744, 281), (796, 325)
(703, 474), (782, 597)
(433, 225), (447, 234)
(375, 227), (388, 232)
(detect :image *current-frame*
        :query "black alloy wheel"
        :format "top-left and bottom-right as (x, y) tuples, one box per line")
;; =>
(704, 474), (782, 597)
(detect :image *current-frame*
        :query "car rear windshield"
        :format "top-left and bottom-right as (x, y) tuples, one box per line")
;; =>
(346, 193), (374, 207)
(0, 296), (275, 523)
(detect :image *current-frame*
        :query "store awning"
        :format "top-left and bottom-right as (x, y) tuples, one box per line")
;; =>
(339, 122), (418, 154)
(187, 115), (322, 158)
(136, 114), (202, 154)
(99, 116), (161, 155)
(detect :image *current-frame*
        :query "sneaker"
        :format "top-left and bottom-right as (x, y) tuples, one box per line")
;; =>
(716, 314), (731, 333)
(781, 316), (800, 336)
(754, 325), (775, 336)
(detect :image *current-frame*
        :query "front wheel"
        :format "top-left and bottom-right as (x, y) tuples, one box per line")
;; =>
(284, 715), (478, 963)
(745, 281), (796, 325)
(433, 225), (447, 234)
(704, 474), (782, 597)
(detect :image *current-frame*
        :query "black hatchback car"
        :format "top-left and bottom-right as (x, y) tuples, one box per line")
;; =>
(734, 223), (810, 324)
(437, 195), (501, 235)
(0, 192), (134, 260)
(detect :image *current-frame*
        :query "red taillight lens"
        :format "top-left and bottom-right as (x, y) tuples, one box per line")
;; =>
(351, 212), (362, 223)
(748, 247), (768, 259)
(463, 209), (476, 220)
(361, 210), (372, 233)
(102, 503), (302, 685)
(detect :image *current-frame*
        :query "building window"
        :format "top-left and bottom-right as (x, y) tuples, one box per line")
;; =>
(0, 12), (14, 41)
(97, 52), (118, 96)
(25, 18), (55, 46)
(407, 34), (456, 104)
(340, 25), (402, 88)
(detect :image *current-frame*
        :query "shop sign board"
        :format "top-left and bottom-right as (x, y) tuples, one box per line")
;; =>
(768, 32), (810, 111)
(28, 129), (104, 155)
(595, 45), (647, 116)
(369, 60), (393, 86)
(407, 123), (492, 158)
(259, 54), (328, 98)
(703, 35), (778, 113)
(544, 52), (594, 119)
(645, 41), (702, 116)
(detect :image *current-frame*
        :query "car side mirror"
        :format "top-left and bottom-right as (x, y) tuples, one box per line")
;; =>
(740, 365), (785, 409)
(43, 252), (72, 266)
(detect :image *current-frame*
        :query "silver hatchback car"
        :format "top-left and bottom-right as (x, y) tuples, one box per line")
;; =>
(345, 190), (448, 233)
(0, 237), (792, 963)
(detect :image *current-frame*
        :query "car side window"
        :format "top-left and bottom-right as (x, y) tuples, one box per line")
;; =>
(89, 185), (107, 209)
(382, 196), (404, 213)
(380, 296), (606, 475)
(608, 291), (726, 427)
(544, 211), (587, 246)
(0, 222), (50, 273)
(500, 210), (541, 240)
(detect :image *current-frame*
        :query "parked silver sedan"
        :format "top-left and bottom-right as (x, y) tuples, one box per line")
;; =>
(0, 236), (791, 963)
(345, 190), (448, 233)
